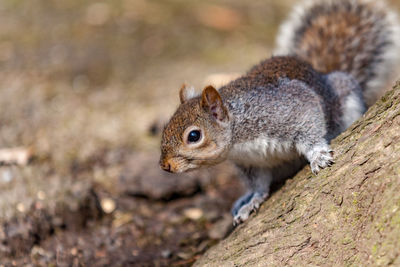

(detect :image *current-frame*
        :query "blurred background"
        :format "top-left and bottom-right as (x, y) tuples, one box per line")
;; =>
(0, 0), (399, 266)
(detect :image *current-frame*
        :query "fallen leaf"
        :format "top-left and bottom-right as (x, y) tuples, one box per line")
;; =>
(183, 208), (203, 220)
(0, 147), (33, 165)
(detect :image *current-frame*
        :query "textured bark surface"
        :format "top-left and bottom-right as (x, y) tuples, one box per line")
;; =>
(196, 82), (400, 266)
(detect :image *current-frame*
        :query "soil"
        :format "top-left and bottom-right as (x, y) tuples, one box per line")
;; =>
(0, 0), (399, 266)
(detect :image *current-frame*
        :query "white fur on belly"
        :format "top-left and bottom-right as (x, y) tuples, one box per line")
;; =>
(228, 137), (298, 168)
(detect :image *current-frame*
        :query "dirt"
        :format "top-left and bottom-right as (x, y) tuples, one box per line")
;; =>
(0, 0), (399, 266)
(1, 149), (243, 266)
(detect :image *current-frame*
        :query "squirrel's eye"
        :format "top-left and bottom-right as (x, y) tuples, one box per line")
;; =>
(188, 130), (201, 143)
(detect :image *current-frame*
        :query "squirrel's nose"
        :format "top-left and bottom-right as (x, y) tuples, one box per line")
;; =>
(161, 160), (172, 173)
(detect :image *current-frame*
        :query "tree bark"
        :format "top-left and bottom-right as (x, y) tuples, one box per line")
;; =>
(195, 81), (400, 266)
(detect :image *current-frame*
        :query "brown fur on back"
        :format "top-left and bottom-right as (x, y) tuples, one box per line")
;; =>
(220, 56), (341, 134)
(222, 57), (328, 97)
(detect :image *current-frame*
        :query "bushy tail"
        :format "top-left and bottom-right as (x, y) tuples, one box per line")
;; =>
(275, 0), (400, 106)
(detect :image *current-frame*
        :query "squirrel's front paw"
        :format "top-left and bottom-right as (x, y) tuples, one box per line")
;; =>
(310, 148), (334, 174)
(232, 192), (267, 226)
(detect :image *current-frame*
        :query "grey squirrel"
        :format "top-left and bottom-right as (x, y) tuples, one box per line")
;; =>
(160, 0), (400, 225)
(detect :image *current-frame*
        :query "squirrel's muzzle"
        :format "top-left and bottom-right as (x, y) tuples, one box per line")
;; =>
(160, 160), (172, 173)
(160, 155), (187, 173)
(160, 154), (176, 173)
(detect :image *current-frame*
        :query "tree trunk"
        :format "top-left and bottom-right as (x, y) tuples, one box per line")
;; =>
(195, 81), (400, 266)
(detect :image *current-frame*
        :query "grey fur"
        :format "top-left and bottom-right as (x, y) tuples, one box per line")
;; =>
(226, 78), (328, 145)
(227, 0), (400, 223)
(225, 75), (363, 222)
(324, 72), (367, 131)
(160, 0), (399, 225)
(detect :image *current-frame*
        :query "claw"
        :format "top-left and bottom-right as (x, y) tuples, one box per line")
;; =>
(310, 148), (334, 175)
(231, 192), (268, 225)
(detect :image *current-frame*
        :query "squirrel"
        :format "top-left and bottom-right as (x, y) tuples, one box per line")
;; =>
(159, 0), (400, 225)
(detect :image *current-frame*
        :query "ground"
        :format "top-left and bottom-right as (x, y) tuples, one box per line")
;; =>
(0, 0), (399, 266)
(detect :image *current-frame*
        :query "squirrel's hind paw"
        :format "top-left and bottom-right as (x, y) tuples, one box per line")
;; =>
(232, 192), (268, 226)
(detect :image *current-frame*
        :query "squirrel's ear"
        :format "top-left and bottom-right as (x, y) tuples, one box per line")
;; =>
(179, 84), (197, 104)
(201, 85), (228, 122)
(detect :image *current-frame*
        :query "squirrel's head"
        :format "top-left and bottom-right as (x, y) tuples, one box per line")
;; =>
(160, 84), (232, 173)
